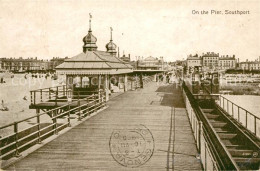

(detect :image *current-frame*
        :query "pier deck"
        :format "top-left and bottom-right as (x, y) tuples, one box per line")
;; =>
(5, 83), (202, 170)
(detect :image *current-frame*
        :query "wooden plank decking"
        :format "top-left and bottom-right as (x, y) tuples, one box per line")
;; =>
(5, 82), (202, 171)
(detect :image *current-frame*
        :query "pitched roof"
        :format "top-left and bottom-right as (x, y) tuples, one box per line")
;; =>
(56, 51), (132, 70)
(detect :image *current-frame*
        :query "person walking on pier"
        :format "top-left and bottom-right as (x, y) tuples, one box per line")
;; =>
(1, 100), (9, 111)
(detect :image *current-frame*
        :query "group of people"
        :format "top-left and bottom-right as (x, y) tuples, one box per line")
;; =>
(156, 73), (176, 84)
(0, 77), (5, 84)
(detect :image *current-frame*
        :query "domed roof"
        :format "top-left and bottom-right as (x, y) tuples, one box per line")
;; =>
(106, 40), (117, 52)
(83, 30), (98, 52)
(106, 28), (117, 54)
(83, 31), (97, 44)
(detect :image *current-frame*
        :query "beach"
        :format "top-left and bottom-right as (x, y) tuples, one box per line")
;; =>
(0, 74), (65, 136)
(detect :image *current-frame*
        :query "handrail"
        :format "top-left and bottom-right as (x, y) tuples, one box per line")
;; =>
(0, 94), (98, 130)
(0, 93), (106, 162)
(219, 95), (260, 120)
(218, 95), (260, 138)
(30, 85), (66, 92)
(182, 82), (239, 170)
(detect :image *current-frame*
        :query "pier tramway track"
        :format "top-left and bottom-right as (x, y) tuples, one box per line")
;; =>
(197, 98), (260, 170)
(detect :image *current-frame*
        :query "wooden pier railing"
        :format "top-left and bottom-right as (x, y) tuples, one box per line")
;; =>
(30, 85), (68, 105)
(0, 92), (106, 161)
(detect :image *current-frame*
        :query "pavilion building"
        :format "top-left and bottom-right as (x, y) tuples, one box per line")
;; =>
(55, 16), (133, 100)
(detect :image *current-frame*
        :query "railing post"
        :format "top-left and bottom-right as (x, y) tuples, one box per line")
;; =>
(14, 122), (21, 157)
(219, 95), (221, 107)
(100, 92), (103, 107)
(63, 85), (65, 96)
(254, 117), (257, 135)
(86, 97), (90, 116)
(227, 100), (229, 114)
(55, 88), (58, 106)
(205, 142), (207, 170)
(199, 121), (203, 153)
(98, 89), (101, 103)
(232, 103), (234, 117)
(30, 91), (33, 104)
(34, 91), (36, 105)
(191, 109), (193, 130)
(36, 109), (41, 144)
(68, 103), (71, 127)
(53, 110), (58, 135)
(103, 92), (106, 107)
(49, 88), (51, 100)
(94, 95), (98, 113)
(56, 86), (59, 97)
(222, 97), (224, 109)
(238, 106), (240, 122)
(78, 100), (81, 121)
(40, 89), (43, 102)
(245, 111), (250, 129)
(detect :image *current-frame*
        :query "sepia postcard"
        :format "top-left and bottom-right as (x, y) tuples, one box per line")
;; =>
(0, 0), (260, 170)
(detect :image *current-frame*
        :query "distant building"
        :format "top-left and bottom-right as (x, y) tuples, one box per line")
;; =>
(218, 55), (236, 70)
(0, 57), (45, 72)
(240, 57), (260, 70)
(202, 52), (219, 70)
(185, 52), (237, 71)
(136, 56), (165, 70)
(174, 60), (187, 67)
(0, 56), (68, 72)
(120, 54), (131, 62)
(187, 54), (202, 68)
(49, 57), (68, 71)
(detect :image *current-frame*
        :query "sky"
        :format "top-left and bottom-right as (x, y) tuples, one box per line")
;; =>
(0, 0), (260, 62)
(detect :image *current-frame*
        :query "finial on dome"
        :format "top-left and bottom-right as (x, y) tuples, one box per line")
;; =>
(89, 13), (92, 31)
(82, 13), (97, 52)
(110, 27), (113, 41)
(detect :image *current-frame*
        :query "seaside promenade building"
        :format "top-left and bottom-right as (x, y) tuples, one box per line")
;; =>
(218, 55), (236, 70)
(0, 57), (68, 72)
(240, 57), (260, 71)
(187, 54), (202, 68)
(136, 56), (165, 70)
(0, 57), (46, 72)
(202, 52), (219, 70)
(185, 52), (237, 72)
(186, 54), (202, 74)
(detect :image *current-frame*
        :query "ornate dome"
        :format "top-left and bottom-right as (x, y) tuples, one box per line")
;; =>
(106, 28), (117, 55)
(83, 31), (97, 44)
(83, 30), (98, 52)
(82, 15), (98, 52)
(106, 40), (117, 52)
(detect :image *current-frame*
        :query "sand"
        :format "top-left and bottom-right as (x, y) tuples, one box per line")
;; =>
(0, 74), (64, 136)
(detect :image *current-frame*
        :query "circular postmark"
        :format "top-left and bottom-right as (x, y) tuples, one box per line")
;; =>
(109, 124), (155, 168)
